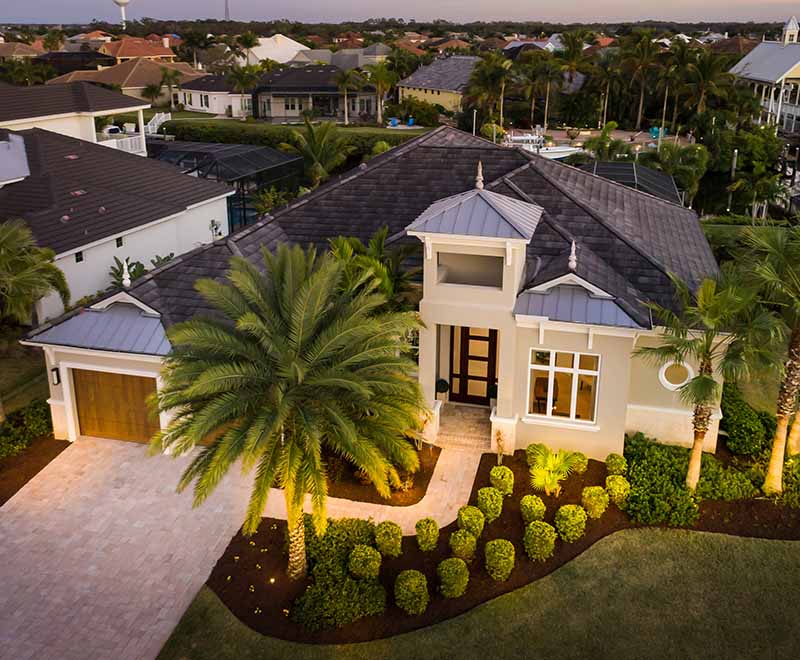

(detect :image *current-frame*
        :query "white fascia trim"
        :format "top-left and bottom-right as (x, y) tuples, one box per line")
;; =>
(186, 191), (236, 209)
(525, 273), (614, 299)
(627, 402), (722, 420)
(59, 359), (160, 380)
(88, 105), (150, 118)
(514, 316), (640, 339)
(19, 341), (164, 364)
(90, 291), (160, 316)
(0, 106), (149, 126)
(407, 230), (529, 249)
(0, 176), (27, 188)
(520, 415), (601, 432)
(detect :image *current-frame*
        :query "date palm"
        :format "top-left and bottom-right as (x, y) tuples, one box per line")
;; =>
(364, 61), (397, 125)
(623, 30), (660, 130)
(683, 50), (734, 115)
(334, 68), (364, 125)
(153, 244), (425, 580)
(0, 220), (69, 326)
(667, 41), (696, 132)
(636, 268), (777, 491)
(528, 444), (580, 497)
(281, 118), (354, 187)
(472, 52), (512, 128)
(538, 58), (563, 132)
(556, 30), (590, 84)
(593, 50), (622, 128)
(160, 67), (182, 110)
(237, 31), (260, 66)
(227, 64), (260, 117)
(743, 227), (800, 492)
(182, 31), (216, 69)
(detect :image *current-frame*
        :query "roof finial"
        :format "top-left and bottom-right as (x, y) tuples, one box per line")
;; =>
(476, 160), (484, 190)
(568, 240), (577, 270)
(122, 258), (131, 288)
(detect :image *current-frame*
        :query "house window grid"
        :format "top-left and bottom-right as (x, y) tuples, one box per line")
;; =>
(115, 237), (123, 248)
(526, 348), (601, 423)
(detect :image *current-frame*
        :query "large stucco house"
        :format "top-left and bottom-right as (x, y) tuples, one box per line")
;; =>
(24, 127), (719, 460)
(398, 56), (479, 113)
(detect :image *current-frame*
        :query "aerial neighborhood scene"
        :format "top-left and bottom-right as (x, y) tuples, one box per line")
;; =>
(2, 0), (800, 658)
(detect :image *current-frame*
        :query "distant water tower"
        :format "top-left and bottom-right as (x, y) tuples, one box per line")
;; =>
(113, 0), (131, 31)
(225, 0), (231, 21)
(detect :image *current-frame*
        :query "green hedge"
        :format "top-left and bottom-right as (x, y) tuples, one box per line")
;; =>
(520, 494), (546, 524)
(476, 486), (503, 523)
(457, 505), (485, 538)
(374, 521), (403, 558)
(484, 539), (515, 582)
(605, 475), (631, 508)
(720, 383), (771, 456)
(605, 453), (627, 476)
(437, 557), (469, 598)
(489, 465), (514, 496)
(395, 569), (429, 615)
(0, 400), (52, 459)
(581, 486), (609, 519)
(348, 544), (382, 579)
(523, 521), (557, 562)
(554, 505), (587, 542)
(415, 517), (439, 552)
(449, 528), (477, 561)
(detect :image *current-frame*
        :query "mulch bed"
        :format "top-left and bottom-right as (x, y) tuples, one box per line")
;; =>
(0, 436), (70, 506)
(326, 443), (441, 506)
(207, 449), (800, 644)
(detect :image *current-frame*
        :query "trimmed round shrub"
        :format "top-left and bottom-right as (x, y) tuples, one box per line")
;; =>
(581, 486), (609, 519)
(415, 517), (439, 552)
(394, 570), (428, 615)
(554, 504), (587, 543)
(606, 474), (631, 507)
(605, 453), (627, 476)
(572, 451), (589, 474)
(374, 521), (403, 558)
(526, 442), (548, 467)
(484, 538), (515, 582)
(348, 544), (382, 579)
(457, 505), (485, 538)
(437, 557), (469, 598)
(520, 494), (546, 524)
(523, 521), (557, 561)
(449, 528), (477, 561)
(720, 383), (768, 456)
(476, 486), (503, 523)
(490, 465), (514, 496)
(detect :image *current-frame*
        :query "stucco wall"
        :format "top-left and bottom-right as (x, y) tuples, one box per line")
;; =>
(0, 114), (96, 141)
(182, 91), (250, 117)
(399, 86), (463, 113)
(37, 196), (231, 320)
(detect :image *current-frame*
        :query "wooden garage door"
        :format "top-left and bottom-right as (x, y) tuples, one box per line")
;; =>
(73, 369), (160, 443)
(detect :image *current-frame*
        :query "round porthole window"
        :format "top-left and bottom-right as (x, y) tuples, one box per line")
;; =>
(659, 362), (694, 391)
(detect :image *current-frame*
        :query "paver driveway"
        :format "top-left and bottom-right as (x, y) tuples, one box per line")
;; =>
(0, 437), (252, 660)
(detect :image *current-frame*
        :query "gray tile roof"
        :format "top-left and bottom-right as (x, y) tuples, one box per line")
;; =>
(406, 188), (542, 240)
(30, 303), (170, 355)
(514, 285), (642, 329)
(0, 128), (232, 255)
(579, 161), (681, 205)
(730, 41), (800, 83)
(398, 56), (479, 93)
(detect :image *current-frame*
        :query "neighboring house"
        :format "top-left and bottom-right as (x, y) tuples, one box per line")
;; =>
(578, 161), (683, 205)
(288, 49), (333, 66)
(504, 34), (567, 54)
(289, 43), (392, 69)
(180, 74), (253, 117)
(424, 38), (471, 54)
(730, 17), (800, 130)
(252, 65), (375, 122)
(0, 126), (233, 320)
(0, 82), (150, 154)
(0, 132), (30, 188)
(33, 50), (117, 76)
(145, 33), (183, 49)
(240, 34), (307, 65)
(394, 40), (426, 57)
(478, 37), (509, 52)
(397, 56), (479, 112)
(334, 31), (364, 45)
(305, 35), (328, 48)
(711, 36), (759, 57)
(98, 37), (176, 64)
(48, 58), (203, 106)
(0, 42), (42, 62)
(24, 127), (719, 462)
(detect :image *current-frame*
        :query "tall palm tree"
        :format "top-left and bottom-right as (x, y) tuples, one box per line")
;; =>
(636, 268), (776, 491)
(593, 50), (622, 128)
(640, 143), (710, 206)
(683, 50), (734, 115)
(237, 31), (260, 66)
(42, 29), (64, 52)
(334, 68), (364, 126)
(584, 121), (631, 161)
(743, 227), (800, 492)
(470, 52), (513, 128)
(182, 31), (216, 69)
(667, 41), (697, 132)
(2, 60), (50, 86)
(539, 58), (563, 132)
(153, 244), (425, 579)
(515, 60), (542, 128)
(727, 170), (785, 219)
(0, 220), (69, 326)
(623, 30), (660, 130)
(364, 61), (397, 125)
(281, 118), (354, 187)
(556, 30), (591, 84)
(227, 64), (261, 117)
(160, 67), (182, 110)
(142, 82), (163, 106)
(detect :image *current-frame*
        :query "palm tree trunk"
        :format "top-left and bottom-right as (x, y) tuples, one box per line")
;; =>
(376, 87), (383, 125)
(686, 404), (711, 491)
(286, 512), (307, 580)
(602, 80), (610, 127)
(193, 49), (198, 69)
(764, 329), (800, 493)
(530, 95), (536, 128)
(544, 81), (551, 132)
(671, 92), (680, 133)
(343, 89), (349, 125)
(636, 81), (645, 131)
(659, 84), (669, 151)
(787, 410), (800, 456)
(499, 81), (505, 129)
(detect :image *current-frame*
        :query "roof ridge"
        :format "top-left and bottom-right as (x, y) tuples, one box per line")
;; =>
(477, 188), (540, 239)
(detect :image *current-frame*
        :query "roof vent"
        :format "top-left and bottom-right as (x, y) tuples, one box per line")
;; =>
(70, 189), (87, 196)
(64, 154), (79, 160)
(98, 206), (107, 214)
(60, 214), (71, 223)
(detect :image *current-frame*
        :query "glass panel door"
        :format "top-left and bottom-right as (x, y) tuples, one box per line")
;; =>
(449, 326), (498, 406)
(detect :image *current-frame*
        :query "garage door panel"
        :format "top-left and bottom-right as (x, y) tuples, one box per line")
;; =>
(73, 370), (160, 443)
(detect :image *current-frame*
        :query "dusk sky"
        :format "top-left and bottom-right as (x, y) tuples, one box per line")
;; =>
(3, 0), (795, 24)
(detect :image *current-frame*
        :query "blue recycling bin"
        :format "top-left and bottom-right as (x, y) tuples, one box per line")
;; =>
(408, 117), (415, 126)
(390, 117), (398, 127)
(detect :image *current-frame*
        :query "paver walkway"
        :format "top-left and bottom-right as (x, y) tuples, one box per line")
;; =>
(0, 437), (482, 660)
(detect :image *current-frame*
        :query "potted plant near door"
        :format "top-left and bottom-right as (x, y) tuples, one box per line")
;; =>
(435, 378), (450, 403)
(488, 383), (498, 410)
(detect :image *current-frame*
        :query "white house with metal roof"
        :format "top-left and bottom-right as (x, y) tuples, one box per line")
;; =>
(731, 16), (800, 130)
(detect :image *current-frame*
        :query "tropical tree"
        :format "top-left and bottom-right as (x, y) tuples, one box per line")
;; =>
(329, 226), (419, 311)
(281, 118), (354, 186)
(182, 31), (216, 69)
(538, 58), (563, 132)
(257, 58), (281, 74)
(237, 31), (260, 65)
(387, 48), (421, 80)
(683, 50), (734, 115)
(743, 227), (800, 492)
(160, 67), (182, 110)
(469, 52), (512, 128)
(623, 30), (660, 130)
(153, 244), (425, 579)
(515, 58), (543, 128)
(727, 170), (785, 219)
(640, 143), (710, 206)
(0, 220), (69, 326)
(334, 68), (364, 125)
(1, 59), (51, 86)
(635, 268), (777, 491)
(364, 61), (397, 125)
(142, 82), (163, 106)
(227, 64), (261, 117)
(584, 121), (631, 161)
(42, 29), (64, 51)
(528, 444), (581, 496)
(667, 41), (697, 131)
(556, 30), (591, 84)
(593, 50), (622, 128)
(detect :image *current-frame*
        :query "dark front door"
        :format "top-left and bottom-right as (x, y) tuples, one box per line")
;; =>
(449, 326), (498, 406)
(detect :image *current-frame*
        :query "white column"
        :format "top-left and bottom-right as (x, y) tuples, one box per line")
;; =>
(137, 108), (147, 155)
(777, 79), (786, 128)
(60, 365), (78, 442)
(418, 320), (437, 405)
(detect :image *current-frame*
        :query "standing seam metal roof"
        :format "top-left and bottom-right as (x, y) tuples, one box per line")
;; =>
(514, 285), (642, 329)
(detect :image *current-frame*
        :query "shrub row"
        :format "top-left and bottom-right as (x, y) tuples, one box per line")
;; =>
(415, 517), (439, 552)
(375, 521), (402, 558)
(490, 465), (514, 496)
(477, 486), (503, 522)
(0, 400), (52, 459)
(720, 383), (772, 456)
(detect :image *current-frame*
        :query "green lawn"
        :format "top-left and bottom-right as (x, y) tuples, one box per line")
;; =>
(158, 528), (800, 660)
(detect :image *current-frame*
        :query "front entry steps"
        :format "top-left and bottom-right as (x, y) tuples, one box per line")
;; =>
(436, 403), (492, 451)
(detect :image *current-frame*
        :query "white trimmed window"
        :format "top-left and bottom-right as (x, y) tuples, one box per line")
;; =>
(527, 349), (600, 423)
